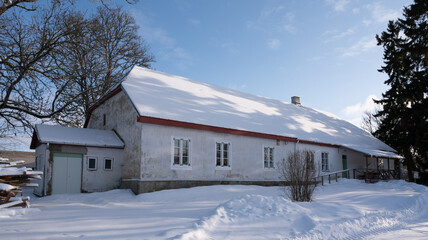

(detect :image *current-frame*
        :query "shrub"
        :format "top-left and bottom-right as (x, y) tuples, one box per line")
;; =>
(278, 150), (318, 202)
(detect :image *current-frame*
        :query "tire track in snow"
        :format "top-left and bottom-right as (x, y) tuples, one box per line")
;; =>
(293, 183), (428, 240)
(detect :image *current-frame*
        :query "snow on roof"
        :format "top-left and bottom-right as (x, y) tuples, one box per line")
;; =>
(32, 124), (124, 149)
(121, 66), (399, 158)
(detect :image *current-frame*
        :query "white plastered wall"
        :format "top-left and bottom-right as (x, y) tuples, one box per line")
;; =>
(87, 91), (142, 179)
(139, 123), (362, 181)
(33, 144), (47, 196)
(82, 147), (123, 192)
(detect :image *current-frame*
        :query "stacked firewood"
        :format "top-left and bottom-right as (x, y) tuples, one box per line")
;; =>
(0, 157), (42, 208)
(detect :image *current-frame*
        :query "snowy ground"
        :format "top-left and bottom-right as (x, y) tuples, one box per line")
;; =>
(1, 179), (428, 240)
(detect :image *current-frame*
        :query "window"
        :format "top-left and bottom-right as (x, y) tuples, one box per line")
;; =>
(104, 158), (113, 170)
(322, 152), (329, 172)
(216, 142), (230, 167)
(103, 114), (106, 126)
(173, 138), (191, 166)
(264, 147), (274, 168)
(306, 151), (315, 170)
(88, 157), (97, 170)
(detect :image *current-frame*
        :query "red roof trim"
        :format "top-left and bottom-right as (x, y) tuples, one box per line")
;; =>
(83, 86), (123, 128)
(298, 140), (340, 149)
(138, 116), (297, 142)
(138, 116), (340, 148)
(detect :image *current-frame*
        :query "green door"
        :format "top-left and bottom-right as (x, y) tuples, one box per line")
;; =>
(52, 153), (82, 194)
(342, 155), (348, 178)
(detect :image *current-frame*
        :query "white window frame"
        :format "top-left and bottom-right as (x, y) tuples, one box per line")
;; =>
(104, 157), (113, 171)
(321, 152), (329, 172)
(263, 146), (275, 169)
(215, 142), (231, 169)
(171, 137), (192, 169)
(307, 151), (315, 170)
(87, 156), (98, 171)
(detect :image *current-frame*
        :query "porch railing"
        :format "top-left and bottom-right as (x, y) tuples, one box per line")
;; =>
(353, 168), (400, 182)
(314, 169), (350, 186)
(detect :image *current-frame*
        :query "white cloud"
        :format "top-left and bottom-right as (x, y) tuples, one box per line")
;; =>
(221, 42), (239, 56)
(341, 94), (380, 126)
(227, 83), (247, 91)
(323, 28), (355, 43)
(247, 5), (296, 34)
(188, 18), (200, 26)
(132, 10), (193, 70)
(340, 37), (377, 57)
(267, 38), (281, 50)
(145, 28), (175, 48)
(325, 0), (350, 12)
(367, 3), (400, 24)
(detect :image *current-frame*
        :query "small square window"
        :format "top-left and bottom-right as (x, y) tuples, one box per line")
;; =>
(88, 157), (97, 170)
(104, 158), (113, 170)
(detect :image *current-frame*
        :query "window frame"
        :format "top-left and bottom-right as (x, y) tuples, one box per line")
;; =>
(215, 141), (231, 169)
(263, 146), (275, 169)
(171, 137), (192, 169)
(87, 156), (98, 171)
(104, 157), (113, 171)
(321, 152), (329, 172)
(306, 151), (315, 170)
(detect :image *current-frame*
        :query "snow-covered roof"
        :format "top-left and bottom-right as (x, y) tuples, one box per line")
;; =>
(120, 66), (400, 158)
(31, 124), (124, 149)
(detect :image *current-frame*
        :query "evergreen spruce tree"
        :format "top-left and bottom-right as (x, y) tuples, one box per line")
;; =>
(375, 0), (428, 182)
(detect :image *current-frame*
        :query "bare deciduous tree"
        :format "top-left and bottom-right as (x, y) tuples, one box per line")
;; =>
(361, 106), (383, 135)
(54, 6), (154, 127)
(0, 2), (79, 134)
(0, 0), (138, 17)
(278, 150), (318, 202)
(1, 2), (153, 133)
(0, 0), (37, 16)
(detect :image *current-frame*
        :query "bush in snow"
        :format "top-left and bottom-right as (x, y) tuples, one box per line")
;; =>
(278, 150), (318, 202)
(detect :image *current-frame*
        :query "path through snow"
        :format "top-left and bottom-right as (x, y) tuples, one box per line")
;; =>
(0, 179), (427, 239)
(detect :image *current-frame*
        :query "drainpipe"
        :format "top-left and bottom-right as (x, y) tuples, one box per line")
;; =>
(44, 143), (49, 196)
(295, 139), (300, 153)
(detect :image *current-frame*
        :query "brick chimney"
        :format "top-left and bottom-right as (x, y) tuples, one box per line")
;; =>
(291, 96), (301, 106)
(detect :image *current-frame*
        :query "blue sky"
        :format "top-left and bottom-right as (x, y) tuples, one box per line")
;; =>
(82, 0), (410, 126)
(114, 0), (411, 127)
(1, 0), (413, 151)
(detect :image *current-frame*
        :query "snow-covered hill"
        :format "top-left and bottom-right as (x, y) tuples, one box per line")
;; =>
(1, 180), (427, 239)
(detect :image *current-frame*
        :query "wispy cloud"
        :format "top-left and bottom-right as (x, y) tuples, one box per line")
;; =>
(341, 94), (380, 127)
(132, 10), (193, 70)
(222, 42), (239, 56)
(227, 83), (247, 91)
(247, 5), (296, 34)
(325, 0), (350, 12)
(323, 28), (355, 43)
(267, 38), (281, 50)
(366, 3), (401, 24)
(340, 37), (377, 57)
(188, 18), (200, 26)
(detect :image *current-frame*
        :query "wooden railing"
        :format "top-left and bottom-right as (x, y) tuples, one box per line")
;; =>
(314, 169), (350, 186)
(353, 168), (400, 182)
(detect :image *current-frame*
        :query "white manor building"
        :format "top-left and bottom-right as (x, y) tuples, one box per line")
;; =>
(31, 66), (401, 195)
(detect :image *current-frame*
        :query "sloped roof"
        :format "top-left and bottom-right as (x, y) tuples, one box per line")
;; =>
(31, 124), (124, 149)
(120, 66), (399, 158)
